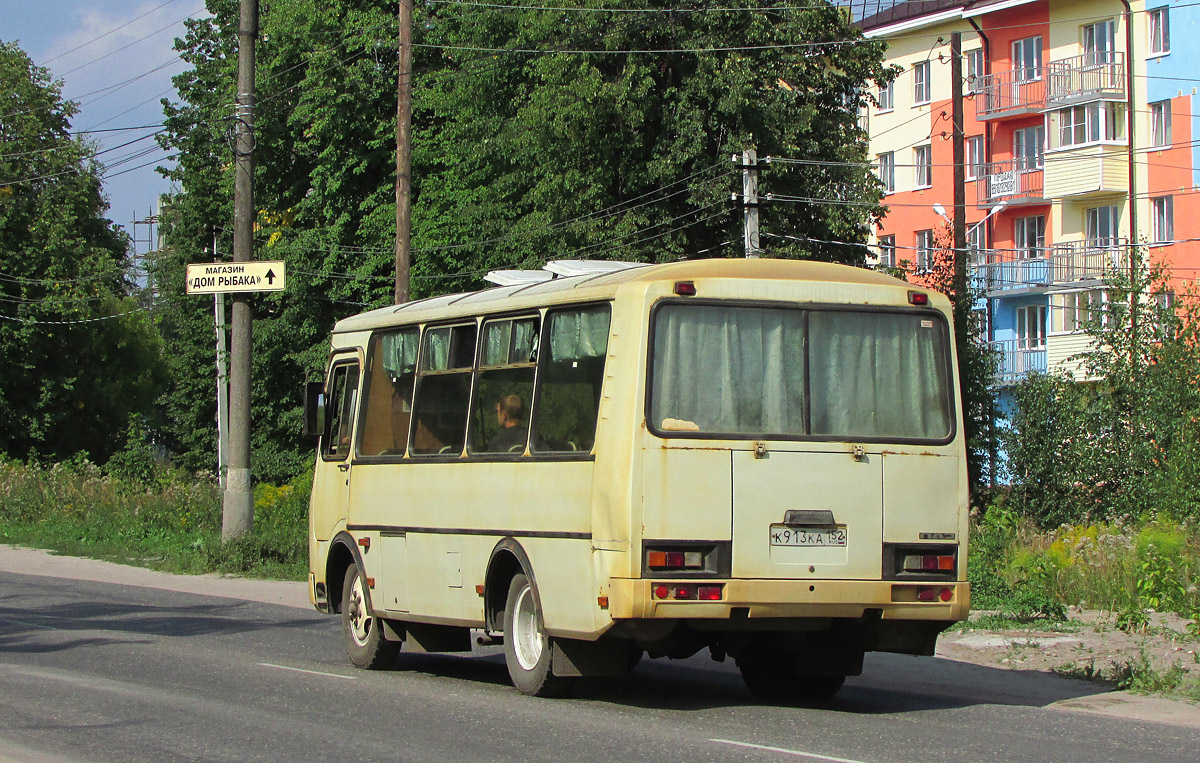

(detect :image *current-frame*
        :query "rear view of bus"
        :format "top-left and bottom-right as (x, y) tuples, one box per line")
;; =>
(613, 264), (968, 700)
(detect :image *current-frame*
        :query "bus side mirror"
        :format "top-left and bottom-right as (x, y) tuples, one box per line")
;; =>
(303, 381), (325, 438)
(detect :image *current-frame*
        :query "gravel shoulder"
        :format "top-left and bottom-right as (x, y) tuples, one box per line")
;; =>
(4, 544), (1199, 728)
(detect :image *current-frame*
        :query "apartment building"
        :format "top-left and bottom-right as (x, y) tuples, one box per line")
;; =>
(859, 0), (1199, 389)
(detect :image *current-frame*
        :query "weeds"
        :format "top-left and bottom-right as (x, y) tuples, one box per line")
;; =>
(0, 456), (309, 580)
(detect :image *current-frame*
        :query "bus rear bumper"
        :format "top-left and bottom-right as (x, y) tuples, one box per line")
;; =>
(607, 578), (970, 623)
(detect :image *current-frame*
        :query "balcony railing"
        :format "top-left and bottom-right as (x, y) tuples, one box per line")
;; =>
(977, 160), (1044, 206)
(974, 70), (1046, 119)
(992, 338), (1046, 385)
(1049, 238), (1128, 283)
(1046, 52), (1125, 105)
(973, 254), (1051, 292)
(971, 240), (1129, 294)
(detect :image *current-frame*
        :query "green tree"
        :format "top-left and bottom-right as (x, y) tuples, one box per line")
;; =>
(1002, 250), (1200, 524)
(154, 0), (895, 479)
(0, 41), (166, 462)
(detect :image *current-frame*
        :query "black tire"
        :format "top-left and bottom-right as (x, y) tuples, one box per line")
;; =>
(502, 573), (571, 696)
(341, 564), (400, 670)
(737, 654), (845, 703)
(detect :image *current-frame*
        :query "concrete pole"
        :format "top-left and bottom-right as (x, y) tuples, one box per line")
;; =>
(214, 237), (229, 490)
(223, 0), (257, 539)
(742, 149), (760, 258)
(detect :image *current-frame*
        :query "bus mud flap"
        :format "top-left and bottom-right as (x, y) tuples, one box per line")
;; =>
(551, 637), (630, 677)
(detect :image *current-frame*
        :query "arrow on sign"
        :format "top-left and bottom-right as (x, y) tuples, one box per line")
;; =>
(265, 269), (276, 285)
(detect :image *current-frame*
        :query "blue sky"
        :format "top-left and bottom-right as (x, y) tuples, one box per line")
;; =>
(4, 0), (210, 260)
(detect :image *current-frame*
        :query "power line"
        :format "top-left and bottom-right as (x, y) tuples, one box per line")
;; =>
(37, 0), (188, 67)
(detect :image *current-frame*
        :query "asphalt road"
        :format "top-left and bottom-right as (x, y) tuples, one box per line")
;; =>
(1, 568), (1198, 763)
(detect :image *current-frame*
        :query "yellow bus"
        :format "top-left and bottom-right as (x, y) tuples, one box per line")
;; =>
(305, 258), (969, 699)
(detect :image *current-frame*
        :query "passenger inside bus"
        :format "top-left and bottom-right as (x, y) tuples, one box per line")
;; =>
(487, 393), (528, 453)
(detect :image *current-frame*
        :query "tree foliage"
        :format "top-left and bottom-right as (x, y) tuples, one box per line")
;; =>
(1002, 252), (1200, 525)
(0, 41), (166, 463)
(153, 0), (895, 480)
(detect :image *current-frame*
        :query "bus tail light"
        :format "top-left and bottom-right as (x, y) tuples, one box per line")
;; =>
(916, 587), (954, 602)
(652, 583), (724, 601)
(902, 554), (956, 573)
(908, 290), (929, 305)
(647, 548), (706, 571)
(674, 281), (697, 296)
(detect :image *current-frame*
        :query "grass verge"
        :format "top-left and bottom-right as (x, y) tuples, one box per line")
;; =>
(0, 457), (309, 580)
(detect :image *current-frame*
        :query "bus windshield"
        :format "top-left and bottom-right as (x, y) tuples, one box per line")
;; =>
(649, 303), (953, 441)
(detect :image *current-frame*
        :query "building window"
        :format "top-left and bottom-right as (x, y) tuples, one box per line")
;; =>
(914, 144), (932, 188)
(1150, 100), (1172, 146)
(1086, 205), (1120, 246)
(913, 60), (931, 105)
(877, 152), (894, 193)
(916, 229), (934, 271)
(1051, 290), (1104, 333)
(877, 80), (894, 112)
(966, 48), (985, 93)
(966, 135), (985, 179)
(1083, 20), (1116, 65)
(1016, 304), (1047, 349)
(1013, 36), (1042, 82)
(1150, 7), (1171, 55)
(1153, 196), (1174, 243)
(1014, 215), (1046, 259)
(1014, 125), (1044, 170)
(1049, 102), (1126, 148)
(967, 225), (986, 266)
(878, 235), (896, 268)
(1155, 290), (1176, 311)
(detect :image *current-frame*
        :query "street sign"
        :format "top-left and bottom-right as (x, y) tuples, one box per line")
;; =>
(186, 261), (286, 294)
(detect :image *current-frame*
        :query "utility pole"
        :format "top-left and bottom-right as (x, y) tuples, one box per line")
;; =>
(214, 234), (229, 491)
(950, 32), (968, 307)
(394, 0), (413, 304)
(739, 149), (761, 258)
(224, 0), (257, 540)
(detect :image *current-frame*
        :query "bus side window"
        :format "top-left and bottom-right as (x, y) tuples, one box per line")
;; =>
(532, 305), (611, 453)
(358, 328), (418, 457)
(411, 323), (477, 455)
(322, 363), (359, 460)
(469, 316), (538, 454)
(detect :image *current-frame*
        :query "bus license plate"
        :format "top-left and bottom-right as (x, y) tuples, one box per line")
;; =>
(769, 525), (847, 547)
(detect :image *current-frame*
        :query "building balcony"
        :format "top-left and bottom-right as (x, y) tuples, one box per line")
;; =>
(977, 161), (1044, 206)
(1048, 239), (1128, 286)
(991, 338), (1046, 385)
(973, 253), (1051, 293)
(1043, 143), (1128, 199)
(1046, 53), (1125, 106)
(971, 240), (1128, 295)
(974, 70), (1046, 120)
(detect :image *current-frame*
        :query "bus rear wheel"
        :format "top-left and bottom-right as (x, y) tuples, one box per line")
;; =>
(341, 565), (399, 670)
(503, 573), (571, 697)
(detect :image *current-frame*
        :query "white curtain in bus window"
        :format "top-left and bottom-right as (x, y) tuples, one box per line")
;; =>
(470, 317), (538, 454)
(411, 323), (477, 455)
(359, 329), (419, 456)
(532, 305), (611, 453)
(807, 311), (951, 439)
(650, 305), (806, 436)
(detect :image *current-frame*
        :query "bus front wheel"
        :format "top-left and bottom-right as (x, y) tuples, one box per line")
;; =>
(341, 565), (399, 670)
(503, 573), (571, 697)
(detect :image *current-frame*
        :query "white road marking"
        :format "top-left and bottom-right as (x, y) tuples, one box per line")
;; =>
(710, 739), (868, 763)
(257, 662), (357, 680)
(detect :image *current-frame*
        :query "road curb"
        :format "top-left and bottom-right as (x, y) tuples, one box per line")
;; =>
(0, 544), (310, 610)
